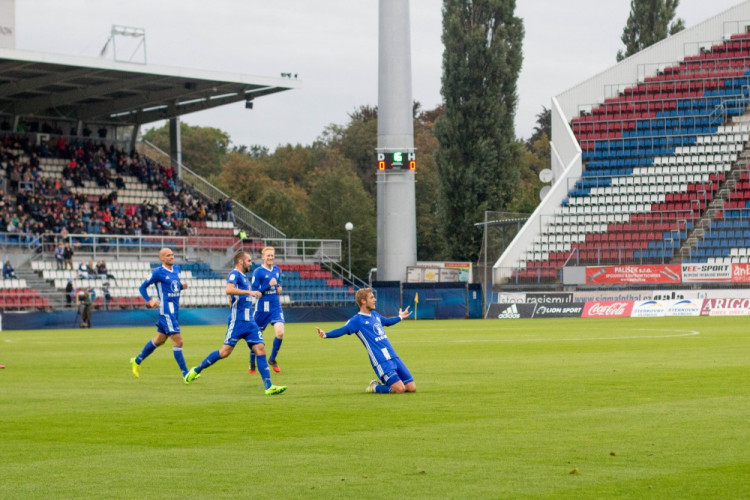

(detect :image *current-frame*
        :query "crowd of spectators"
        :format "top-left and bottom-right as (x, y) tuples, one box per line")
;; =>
(0, 132), (238, 244)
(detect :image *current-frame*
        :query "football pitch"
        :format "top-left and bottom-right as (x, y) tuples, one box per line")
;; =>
(2, 316), (750, 499)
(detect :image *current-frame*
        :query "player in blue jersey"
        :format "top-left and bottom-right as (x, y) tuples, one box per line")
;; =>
(185, 251), (286, 395)
(130, 247), (189, 378)
(248, 246), (285, 374)
(316, 288), (416, 394)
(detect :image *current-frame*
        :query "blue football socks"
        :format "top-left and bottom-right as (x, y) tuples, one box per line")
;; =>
(255, 354), (272, 389)
(270, 337), (283, 361)
(197, 350), (222, 373)
(136, 340), (157, 363)
(375, 384), (391, 394)
(173, 346), (188, 375)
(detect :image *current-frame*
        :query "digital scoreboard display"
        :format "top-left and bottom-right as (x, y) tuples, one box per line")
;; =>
(377, 151), (416, 171)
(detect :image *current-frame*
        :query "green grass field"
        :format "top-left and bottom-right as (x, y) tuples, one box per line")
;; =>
(2, 316), (750, 499)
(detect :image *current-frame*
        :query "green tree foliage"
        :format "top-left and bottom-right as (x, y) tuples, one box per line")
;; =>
(213, 151), (311, 238)
(233, 144), (269, 159)
(143, 122), (230, 178)
(263, 144), (319, 188)
(414, 106), (445, 261)
(616, 0), (685, 61)
(526, 106), (550, 147)
(508, 138), (545, 213)
(435, 0), (524, 261)
(305, 152), (377, 277)
(162, 106), (448, 276)
(318, 106), (379, 196)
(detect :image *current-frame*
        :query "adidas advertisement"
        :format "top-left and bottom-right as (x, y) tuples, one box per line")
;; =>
(487, 303), (536, 319)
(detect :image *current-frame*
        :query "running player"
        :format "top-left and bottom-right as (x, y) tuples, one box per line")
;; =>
(130, 247), (189, 378)
(249, 246), (285, 374)
(185, 251), (286, 395)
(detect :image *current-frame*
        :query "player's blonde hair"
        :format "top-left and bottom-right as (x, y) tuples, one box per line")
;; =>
(261, 246), (275, 256)
(355, 288), (372, 307)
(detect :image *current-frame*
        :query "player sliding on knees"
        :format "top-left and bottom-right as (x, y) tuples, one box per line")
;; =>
(316, 288), (416, 394)
(185, 251), (286, 395)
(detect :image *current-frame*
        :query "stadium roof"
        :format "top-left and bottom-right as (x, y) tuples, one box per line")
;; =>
(0, 47), (301, 126)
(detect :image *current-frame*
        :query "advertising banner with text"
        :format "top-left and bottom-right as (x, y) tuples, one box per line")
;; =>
(487, 303), (536, 319)
(700, 298), (750, 316)
(681, 263), (732, 283)
(585, 265), (682, 284)
(731, 263), (750, 283)
(582, 301), (634, 318)
(532, 303), (585, 318)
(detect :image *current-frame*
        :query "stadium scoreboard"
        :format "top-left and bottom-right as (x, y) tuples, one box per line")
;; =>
(377, 150), (416, 171)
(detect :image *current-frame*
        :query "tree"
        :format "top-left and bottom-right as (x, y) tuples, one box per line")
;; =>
(526, 106), (550, 147)
(305, 151), (377, 278)
(142, 122), (230, 178)
(435, 0), (524, 261)
(317, 106), (379, 196)
(617, 0), (685, 61)
(414, 106), (445, 261)
(507, 138), (544, 213)
(233, 144), (269, 159)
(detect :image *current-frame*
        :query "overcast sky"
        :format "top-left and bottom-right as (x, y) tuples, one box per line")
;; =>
(14, 0), (747, 151)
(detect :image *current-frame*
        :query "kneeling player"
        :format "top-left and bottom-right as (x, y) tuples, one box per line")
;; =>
(316, 288), (415, 394)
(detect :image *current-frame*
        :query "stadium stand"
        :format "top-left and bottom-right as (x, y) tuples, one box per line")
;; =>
(29, 259), (352, 310)
(0, 132), (354, 311)
(510, 30), (750, 283)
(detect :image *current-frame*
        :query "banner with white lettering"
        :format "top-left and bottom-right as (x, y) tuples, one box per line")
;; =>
(581, 301), (634, 318)
(700, 298), (750, 316)
(531, 303), (585, 318)
(731, 263), (750, 283)
(487, 303), (536, 319)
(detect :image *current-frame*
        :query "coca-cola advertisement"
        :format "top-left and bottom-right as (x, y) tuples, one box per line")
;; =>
(582, 301), (634, 318)
(731, 263), (750, 283)
(585, 264), (682, 284)
(700, 298), (750, 316)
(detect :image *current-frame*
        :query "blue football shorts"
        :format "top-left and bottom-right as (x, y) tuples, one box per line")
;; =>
(224, 321), (264, 347)
(156, 315), (180, 335)
(378, 357), (414, 386)
(254, 309), (285, 331)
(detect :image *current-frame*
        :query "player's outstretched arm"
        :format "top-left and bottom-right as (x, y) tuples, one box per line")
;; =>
(317, 325), (348, 339)
(398, 306), (412, 319)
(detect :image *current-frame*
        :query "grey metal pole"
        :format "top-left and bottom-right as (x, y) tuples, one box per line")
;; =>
(345, 222), (353, 280)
